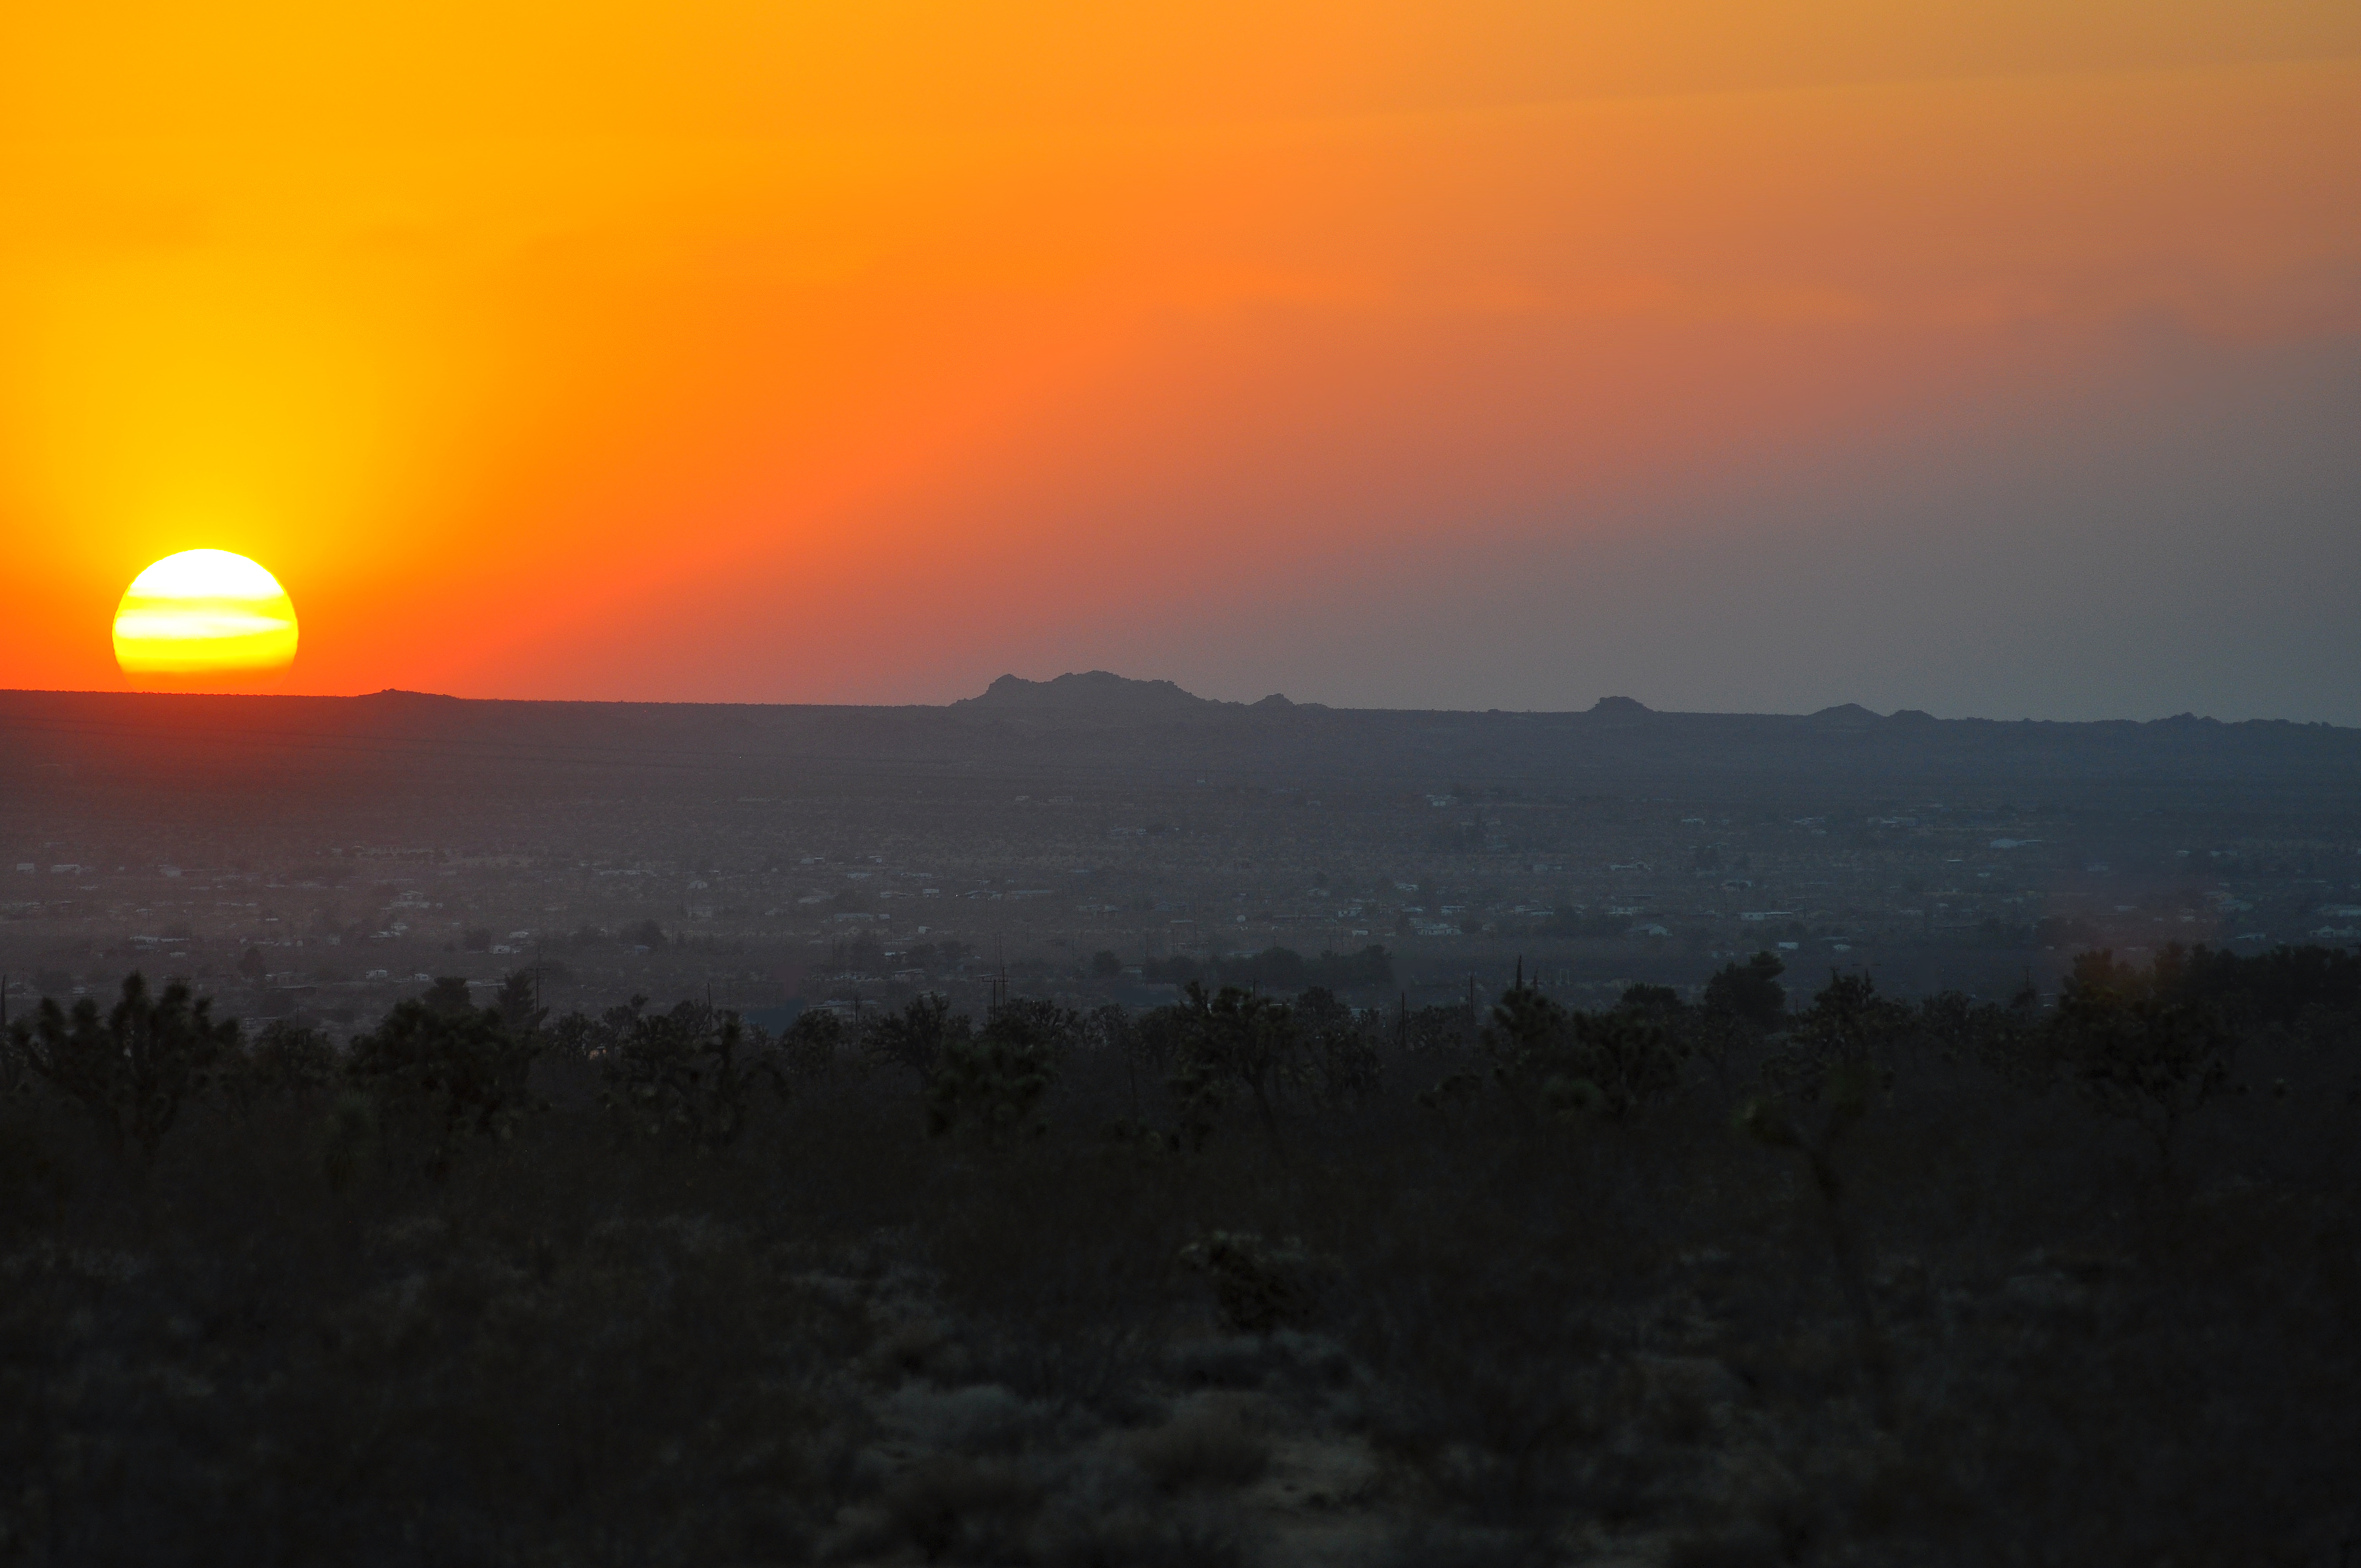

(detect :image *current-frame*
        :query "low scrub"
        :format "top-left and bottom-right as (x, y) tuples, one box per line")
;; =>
(0, 945), (2353, 1564)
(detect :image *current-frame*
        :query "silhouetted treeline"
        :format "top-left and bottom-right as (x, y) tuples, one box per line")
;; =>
(17, 940), (2327, 1185)
(1, 944), (2354, 1564)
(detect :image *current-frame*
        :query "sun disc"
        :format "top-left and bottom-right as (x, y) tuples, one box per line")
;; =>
(114, 549), (299, 682)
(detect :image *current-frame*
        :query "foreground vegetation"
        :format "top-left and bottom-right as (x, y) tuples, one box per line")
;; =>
(3, 948), (2357, 1566)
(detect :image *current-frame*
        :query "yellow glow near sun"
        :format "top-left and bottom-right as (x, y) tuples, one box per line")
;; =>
(113, 549), (300, 680)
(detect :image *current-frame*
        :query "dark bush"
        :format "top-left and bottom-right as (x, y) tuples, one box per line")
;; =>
(8, 972), (237, 1162)
(1, 949), (2355, 1564)
(1476, 981), (1683, 1123)
(2048, 948), (2235, 1164)
(924, 1002), (1067, 1142)
(345, 985), (537, 1175)
(597, 998), (787, 1150)
(1702, 950), (1787, 1031)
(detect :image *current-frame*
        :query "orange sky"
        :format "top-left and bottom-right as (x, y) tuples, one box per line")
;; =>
(3, 2), (2357, 717)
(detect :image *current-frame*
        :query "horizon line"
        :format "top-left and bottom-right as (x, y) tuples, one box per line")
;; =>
(2, 683), (2353, 733)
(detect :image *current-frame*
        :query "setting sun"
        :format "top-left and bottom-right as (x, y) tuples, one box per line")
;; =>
(112, 549), (298, 684)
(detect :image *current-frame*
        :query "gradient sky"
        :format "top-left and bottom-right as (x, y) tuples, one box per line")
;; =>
(3, 2), (2356, 719)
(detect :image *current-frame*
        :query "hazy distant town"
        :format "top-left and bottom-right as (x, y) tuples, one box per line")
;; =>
(7, 676), (2356, 1036)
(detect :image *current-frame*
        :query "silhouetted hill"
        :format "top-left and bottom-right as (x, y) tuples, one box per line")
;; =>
(3, 683), (2356, 818)
(953, 671), (1217, 712)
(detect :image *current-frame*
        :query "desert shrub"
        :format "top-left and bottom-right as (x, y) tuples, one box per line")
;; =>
(1760, 970), (1911, 1103)
(1733, 1060), (1893, 1424)
(2047, 949), (2235, 1165)
(1415, 1066), (1489, 1114)
(1913, 983), (2046, 1088)
(1128, 1402), (1270, 1492)
(1566, 1009), (1686, 1119)
(1290, 988), (1385, 1107)
(1130, 1001), (1193, 1075)
(0, 1102), (69, 1233)
(864, 992), (969, 1081)
(1476, 983), (1683, 1123)
(1618, 982), (1684, 1018)
(344, 986), (537, 1175)
(1702, 950), (1788, 1031)
(8, 973), (237, 1162)
(1154, 984), (1307, 1157)
(1145, 1036), (1226, 1156)
(1678, 1007), (1758, 1091)
(1402, 1001), (1479, 1053)
(924, 1001), (1071, 1142)
(2166, 940), (2361, 1030)
(1160, 1330), (1355, 1396)
(318, 1090), (377, 1193)
(780, 1006), (848, 1081)
(1180, 1231), (1337, 1336)
(540, 1003), (607, 1065)
(823, 1456), (1043, 1564)
(0, 1015), (28, 1101)
(217, 1018), (337, 1121)
(599, 998), (787, 1150)
(918, 1142), (1180, 1413)
(1342, 1133), (1642, 1515)
(3, 961), (2357, 1564)
(1079, 1000), (1134, 1052)
(991, 995), (1086, 1054)
(491, 968), (548, 1042)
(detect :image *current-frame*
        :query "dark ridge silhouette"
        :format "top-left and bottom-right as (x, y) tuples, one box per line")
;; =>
(953, 671), (1216, 711)
(4, 683), (2354, 809)
(1808, 703), (1884, 728)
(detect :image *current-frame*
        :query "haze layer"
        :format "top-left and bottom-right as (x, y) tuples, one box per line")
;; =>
(2, 2), (2355, 718)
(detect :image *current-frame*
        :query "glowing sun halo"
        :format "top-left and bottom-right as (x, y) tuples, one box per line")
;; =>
(113, 549), (299, 683)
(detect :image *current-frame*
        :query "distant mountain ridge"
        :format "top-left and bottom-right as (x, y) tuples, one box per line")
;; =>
(955, 671), (1216, 711)
(955, 671), (1314, 713)
(946, 676), (2346, 734)
(3, 680), (2355, 808)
